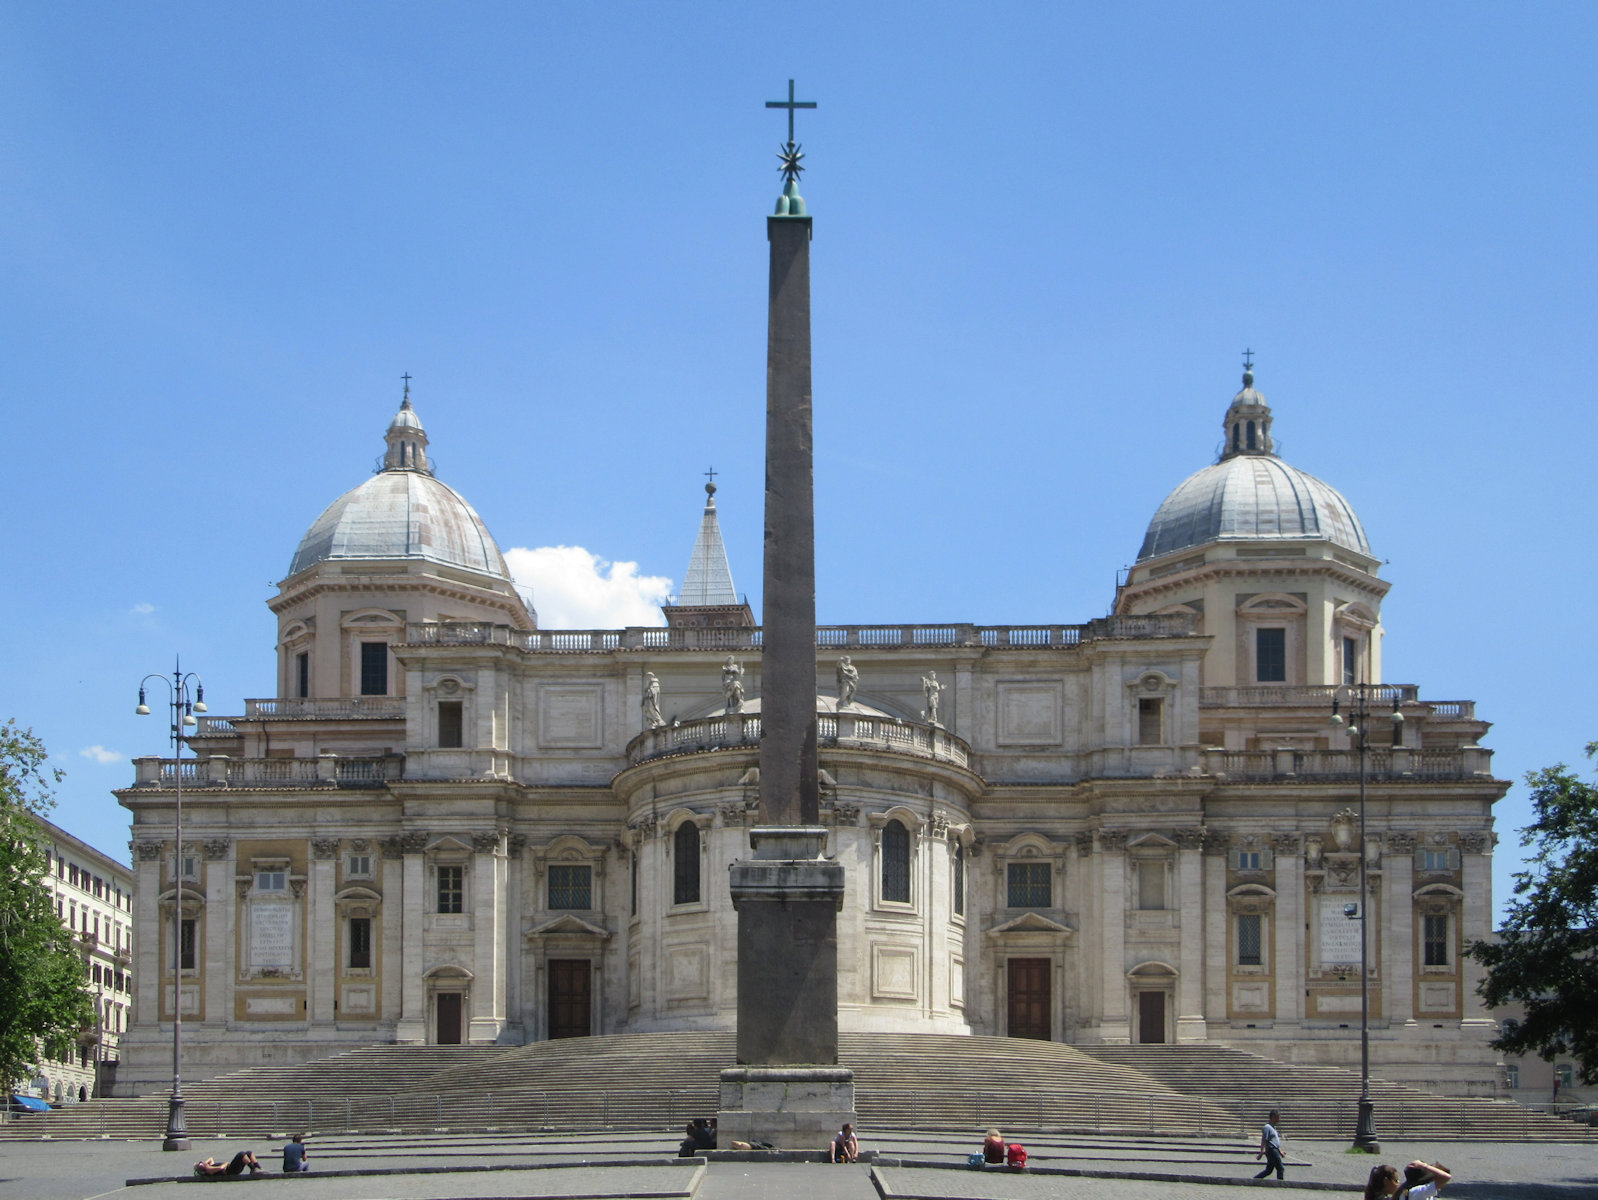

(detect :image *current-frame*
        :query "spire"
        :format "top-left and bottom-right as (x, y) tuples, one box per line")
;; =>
(679, 472), (739, 605)
(1219, 352), (1274, 461)
(382, 375), (431, 474)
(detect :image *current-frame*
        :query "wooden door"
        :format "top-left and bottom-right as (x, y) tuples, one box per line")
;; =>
(1138, 990), (1166, 1044)
(548, 959), (592, 1040)
(435, 992), (463, 1045)
(1007, 958), (1051, 1041)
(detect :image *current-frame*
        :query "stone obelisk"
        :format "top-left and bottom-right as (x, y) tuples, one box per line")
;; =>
(719, 80), (852, 1150)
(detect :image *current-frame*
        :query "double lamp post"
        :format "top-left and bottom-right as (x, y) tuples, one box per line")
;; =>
(135, 661), (205, 1152)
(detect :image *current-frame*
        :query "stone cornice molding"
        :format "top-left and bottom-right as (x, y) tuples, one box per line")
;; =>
(1118, 558), (1391, 612)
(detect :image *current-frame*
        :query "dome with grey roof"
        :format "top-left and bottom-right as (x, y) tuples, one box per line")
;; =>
(1135, 368), (1371, 563)
(285, 395), (513, 581)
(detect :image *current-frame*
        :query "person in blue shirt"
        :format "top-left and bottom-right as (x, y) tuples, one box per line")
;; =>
(282, 1134), (309, 1172)
(1254, 1110), (1284, 1180)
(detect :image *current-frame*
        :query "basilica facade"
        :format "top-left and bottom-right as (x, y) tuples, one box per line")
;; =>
(115, 370), (1507, 1094)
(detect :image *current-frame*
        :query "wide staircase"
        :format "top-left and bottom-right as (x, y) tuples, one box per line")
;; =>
(3, 1035), (1592, 1141)
(1081, 1044), (1597, 1142)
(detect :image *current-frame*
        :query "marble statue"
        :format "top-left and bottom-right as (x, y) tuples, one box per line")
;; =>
(721, 656), (745, 714)
(836, 655), (858, 709)
(922, 670), (944, 726)
(642, 672), (664, 729)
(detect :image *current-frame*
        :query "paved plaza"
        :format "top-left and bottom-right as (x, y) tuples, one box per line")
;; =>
(0, 1128), (1592, 1200)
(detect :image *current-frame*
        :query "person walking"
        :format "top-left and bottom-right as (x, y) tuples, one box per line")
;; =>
(1254, 1109), (1285, 1180)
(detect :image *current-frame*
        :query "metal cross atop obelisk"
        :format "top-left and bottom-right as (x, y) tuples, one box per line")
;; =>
(721, 82), (852, 1147)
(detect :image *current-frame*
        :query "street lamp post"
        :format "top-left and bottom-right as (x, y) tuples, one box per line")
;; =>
(136, 661), (206, 1152)
(1330, 682), (1401, 1155)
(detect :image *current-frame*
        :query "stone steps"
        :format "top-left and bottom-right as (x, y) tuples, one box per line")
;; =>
(5, 1034), (1592, 1142)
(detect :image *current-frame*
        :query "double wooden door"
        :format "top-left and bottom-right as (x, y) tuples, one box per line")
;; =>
(1007, 958), (1051, 1040)
(548, 959), (592, 1039)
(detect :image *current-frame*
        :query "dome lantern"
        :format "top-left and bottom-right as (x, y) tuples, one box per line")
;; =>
(382, 378), (430, 473)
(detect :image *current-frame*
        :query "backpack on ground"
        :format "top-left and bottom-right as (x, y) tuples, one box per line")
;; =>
(1006, 1142), (1027, 1170)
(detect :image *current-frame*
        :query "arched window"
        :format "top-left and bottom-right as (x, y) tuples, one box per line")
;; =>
(673, 823), (701, 905)
(882, 819), (911, 903)
(952, 841), (965, 916)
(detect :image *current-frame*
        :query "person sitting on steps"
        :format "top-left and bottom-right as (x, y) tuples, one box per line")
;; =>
(829, 1122), (859, 1163)
(282, 1134), (310, 1172)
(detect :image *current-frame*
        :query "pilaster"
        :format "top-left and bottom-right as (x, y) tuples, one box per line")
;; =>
(1272, 834), (1303, 1024)
(1175, 830), (1206, 1041)
(469, 830), (507, 1042)
(1096, 830), (1129, 1042)
(396, 836), (427, 1042)
(1385, 832), (1416, 1026)
(133, 843), (163, 1027)
(1459, 831), (1494, 1028)
(309, 839), (338, 1024)
(380, 846), (403, 1026)
(202, 839), (232, 1027)
(1202, 833), (1228, 1023)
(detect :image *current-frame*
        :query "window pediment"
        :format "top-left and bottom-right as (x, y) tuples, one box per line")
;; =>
(985, 912), (1074, 937)
(526, 913), (611, 939)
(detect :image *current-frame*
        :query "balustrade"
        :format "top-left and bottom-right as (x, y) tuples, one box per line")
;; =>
(243, 698), (406, 719)
(1201, 747), (1474, 781)
(130, 754), (402, 788)
(627, 711), (970, 768)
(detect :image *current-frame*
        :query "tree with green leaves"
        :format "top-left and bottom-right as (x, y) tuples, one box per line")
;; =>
(0, 720), (94, 1093)
(1470, 740), (1598, 1084)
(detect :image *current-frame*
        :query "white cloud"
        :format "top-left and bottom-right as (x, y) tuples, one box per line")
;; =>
(504, 546), (672, 630)
(79, 745), (125, 765)
(129, 602), (155, 615)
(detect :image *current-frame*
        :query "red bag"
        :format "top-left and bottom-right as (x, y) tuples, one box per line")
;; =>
(1006, 1143), (1027, 1170)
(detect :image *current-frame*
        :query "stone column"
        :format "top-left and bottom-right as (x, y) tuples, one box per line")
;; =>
(1097, 830), (1129, 1042)
(309, 839), (338, 1024)
(133, 843), (164, 1028)
(1459, 831), (1494, 1030)
(395, 833), (428, 1043)
(1385, 833), (1416, 1026)
(1202, 832), (1229, 1024)
(469, 830), (507, 1042)
(202, 840), (233, 1027)
(1175, 829), (1207, 1042)
(1272, 834), (1303, 1025)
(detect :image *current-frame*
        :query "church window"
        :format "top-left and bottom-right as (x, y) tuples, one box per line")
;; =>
(1137, 697), (1163, 745)
(1342, 637), (1358, 686)
(348, 854), (372, 879)
(254, 870), (287, 893)
(180, 852), (198, 880)
(1007, 861), (1050, 908)
(296, 652), (309, 699)
(549, 864), (591, 910)
(178, 918), (197, 971)
(360, 642), (388, 696)
(1246, 420), (1257, 449)
(1255, 628), (1286, 682)
(1237, 850), (1262, 870)
(348, 917), (372, 969)
(881, 820), (911, 903)
(953, 842), (965, 916)
(1419, 847), (1453, 871)
(1423, 913), (1449, 966)
(673, 823), (701, 905)
(1137, 860), (1167, 910)
(437, 701), (463, 748)
(630, 852), (638, 917)
(1237, 913), (1262, 965)
(436, 865), (464, 914)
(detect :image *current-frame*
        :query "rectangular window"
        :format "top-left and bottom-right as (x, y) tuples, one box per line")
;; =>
(1007, 861), (1051, 908)
(348, 917), (372, 969)
(1237, 850), (1262, 871)
(548, 864), (592, 910)
(360, 642), (388, 696)
(1138, 860), (1167, 910)
(630, 852), (638, 917)
(296, 651), (310, 699)
(254, 870), (287, 893)
(1255, 628), (1287, 682)
(1423, 913), (1449, 966)
(348, 854), (372, 878)
(1342, 636), (1358, 686)
(953, 844), (965, 916)
(179, 853), (198, 880)
(1238, 913), (1262, 965)
(436, 865), (464, 914)
(437, 701), (464, 748)
(1421, 848), (1450, 871)
(179, 917), (197, 971)
(1137, 697), (1163, 746)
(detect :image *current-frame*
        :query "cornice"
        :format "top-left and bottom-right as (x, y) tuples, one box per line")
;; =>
(1118, 558), (1392, 610)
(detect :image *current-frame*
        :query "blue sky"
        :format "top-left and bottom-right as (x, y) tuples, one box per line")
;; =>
(2, 3), (1594, 924)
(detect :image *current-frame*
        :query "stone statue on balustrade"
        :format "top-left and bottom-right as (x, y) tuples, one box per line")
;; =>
(721, 656), (745, 714)
(836, 655), (859, 709)
(922, 670), (945, 726)
(642, 672), (664, 730)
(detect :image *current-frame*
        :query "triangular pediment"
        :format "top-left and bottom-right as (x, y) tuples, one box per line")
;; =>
(985, 912), (1074, 937)
(526, 913), (611, 939)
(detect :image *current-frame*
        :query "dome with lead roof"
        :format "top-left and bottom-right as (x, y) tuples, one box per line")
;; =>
(1135, 368), (1371, 564)
(285, 394), (513, 581)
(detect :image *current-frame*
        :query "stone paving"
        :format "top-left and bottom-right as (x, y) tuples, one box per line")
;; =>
(0, 1128), (1592, 1200)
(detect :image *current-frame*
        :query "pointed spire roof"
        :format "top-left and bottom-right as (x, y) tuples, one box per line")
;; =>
(679, 478), (739, 605)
